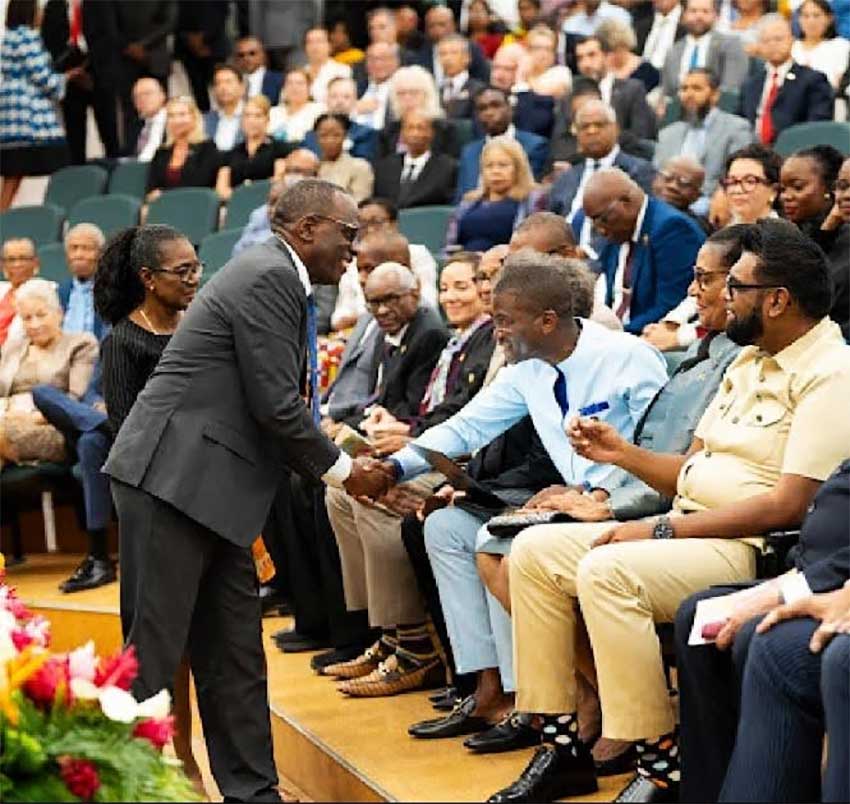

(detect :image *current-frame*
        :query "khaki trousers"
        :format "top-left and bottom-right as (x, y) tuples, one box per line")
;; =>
(510, 521), (756, 740)
(325, 475), (440, 628)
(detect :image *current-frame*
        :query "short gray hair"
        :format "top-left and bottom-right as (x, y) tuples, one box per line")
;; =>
(438, 33), (471, 54)
(65, 222), (106, 249)
(365, 261), (417, 292)
(758, 12), (791, 34)
(495, 251), (589, 319)
(15, 278), (61, 311)
(2, 237), (36, 257)
(595, 18), (637, 53)
(575, 98), (618, 126)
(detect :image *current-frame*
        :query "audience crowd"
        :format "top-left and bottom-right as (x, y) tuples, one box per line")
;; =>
(1, 1), (850, 803)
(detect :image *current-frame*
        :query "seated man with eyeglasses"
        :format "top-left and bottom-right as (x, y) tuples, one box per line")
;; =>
(490, 218), (850, 804)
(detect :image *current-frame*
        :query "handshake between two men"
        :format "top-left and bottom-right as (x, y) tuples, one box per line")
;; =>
(342, 456), (399, 501)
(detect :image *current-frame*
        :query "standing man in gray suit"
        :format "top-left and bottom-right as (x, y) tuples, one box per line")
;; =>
(104, 180), (392, 803)
(661, 0), (749, 99)
(655, 67), (752, 214)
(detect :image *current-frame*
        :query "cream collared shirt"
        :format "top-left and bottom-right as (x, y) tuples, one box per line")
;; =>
(675, 317), (850, 545)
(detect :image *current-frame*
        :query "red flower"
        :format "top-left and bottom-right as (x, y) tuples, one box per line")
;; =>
(59, 757), (101, 801)
(23, 656), (70, 708)
(11, 629), (33, 652)
(94, 645), (138, 690)
(133, 715), (175, 750)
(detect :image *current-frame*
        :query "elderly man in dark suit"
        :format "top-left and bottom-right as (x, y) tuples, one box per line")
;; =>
(373, 110), (457, 209)
(104, 180), (392, 803)
(549, 100), (656, 254)
(739, 14), (834, 146)
(573, 168), (705, 334)
(660, 0), (749, 99)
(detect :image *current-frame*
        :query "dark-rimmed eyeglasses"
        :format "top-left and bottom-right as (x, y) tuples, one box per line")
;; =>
(312, 214), (359, 242)
(366, 291), (412, 311)
(692, 269), (727, 291)
(150, 261), (205, 282)
(720, 175), (771, 193)
(726, 276), (784, 296)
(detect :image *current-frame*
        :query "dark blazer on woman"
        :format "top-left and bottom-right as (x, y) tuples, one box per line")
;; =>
(225, 138), (290, 188)
(372, 152), (458, 208)
(146, 139), (221, 193)
(801, 217), (850, 340)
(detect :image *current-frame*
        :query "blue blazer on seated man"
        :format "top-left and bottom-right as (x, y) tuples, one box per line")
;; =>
(454, 127), (549, 202)
(302, 121), (378, 162)
(573, 192), (705, 335)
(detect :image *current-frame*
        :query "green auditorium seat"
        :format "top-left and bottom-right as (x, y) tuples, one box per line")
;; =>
(398, 205), (454, 257)
(68, 194), (141, 237)
(107, 160), (150, 199)
(44, 164), (108, 214)
(224, 180), (271, 230)
(198, 228), (242, 279)
(36, 242), (68, 283)
(775, 122), (850, 158)
(146, 188), (220, 245)
(0, 204), (65, 247)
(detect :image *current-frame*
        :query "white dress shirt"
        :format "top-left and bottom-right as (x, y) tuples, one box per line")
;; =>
(643, 4), (683, 70)
(609, 192), (649, 325)
(562, 1), (632, 36)
(246, 66), (267, 99)
(679, 33), (714, 85)
(598, 72), (616, 107)
(277, 235), (352, 486)
(756, 59), (793, 135)
(353, 80), (391, 130)
(213, 101), (244, 152)
(401, 150), (431, 183)
(309, 59), (351, 105)
(137, 107), (167, 162)
(487, 123), (516, 142)
(442, 70), (470, 103)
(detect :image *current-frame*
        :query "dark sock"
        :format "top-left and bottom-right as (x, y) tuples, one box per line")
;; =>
(540, 712), (581, 751)
(396, 623), (435, 656)
(88, 529), (108, 561)
(635, 733), (680, 789)
(377, 629), (398, 655)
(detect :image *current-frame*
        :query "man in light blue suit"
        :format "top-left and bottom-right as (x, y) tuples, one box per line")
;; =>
(574, 168), (705, 334)
(454, 88), (549, 202)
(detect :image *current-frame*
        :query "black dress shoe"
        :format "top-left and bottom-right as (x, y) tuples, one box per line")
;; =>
(464, 712), (540, 754)
(310, 644), (371, 673)
(272, 629), (330, 653)
(430, 686), (460, 711)
(60, 556), (116, 594)
(614, 774), (679, 803)
(408, 695), (491, 739)
(487, 743), (598, 803)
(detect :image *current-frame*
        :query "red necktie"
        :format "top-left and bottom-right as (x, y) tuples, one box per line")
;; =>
(760, 70), (779, 145)
(615, 243), (635, 321)
(69, 0), (82, 47)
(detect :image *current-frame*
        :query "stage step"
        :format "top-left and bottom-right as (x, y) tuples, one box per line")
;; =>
(7, 555), (630, 802)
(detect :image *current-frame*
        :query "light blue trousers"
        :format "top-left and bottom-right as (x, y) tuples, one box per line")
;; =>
(424, 506), (514, 691)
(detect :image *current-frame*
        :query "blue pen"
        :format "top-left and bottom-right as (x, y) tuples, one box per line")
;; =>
(579, 401), (610, 418)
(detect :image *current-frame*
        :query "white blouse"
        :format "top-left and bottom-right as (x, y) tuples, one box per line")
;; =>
(268, 101), (325, 144)
(792, 38), (850, 88)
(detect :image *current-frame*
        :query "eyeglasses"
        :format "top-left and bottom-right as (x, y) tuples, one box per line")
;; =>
(366, 291), (411, 310)
(312, 214), (359, 242)
(659, 171), (698, 189)
(692, 268), (727, 291)
(150, 261), (205, 282)
(726, 275), (784, 296)
(720, 175), (771, 192)
(587, 197), (622, 228)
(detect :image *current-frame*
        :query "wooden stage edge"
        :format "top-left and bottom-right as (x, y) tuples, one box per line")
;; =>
(6, 555), (628, 803)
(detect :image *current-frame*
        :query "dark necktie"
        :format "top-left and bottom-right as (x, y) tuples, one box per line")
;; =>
(553, 369), (569, 418)
(306, 295), (320, 425)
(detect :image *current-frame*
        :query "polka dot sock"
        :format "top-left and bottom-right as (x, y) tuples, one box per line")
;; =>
(635, 733), (680, 789)
(540, 712), (581, 753)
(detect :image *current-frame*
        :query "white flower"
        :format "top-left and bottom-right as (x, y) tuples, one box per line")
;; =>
(99, 686), (140, 723)
(137, 689), (171, 720)
(70, 678), (100, 700)
(68, 641), (97, 682)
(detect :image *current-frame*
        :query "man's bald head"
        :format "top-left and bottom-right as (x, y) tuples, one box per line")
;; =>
(583, 168), (645, 244)
(355, 231), (411, 290)
(510, 212), (578, 258)
(654, 156), (705, 210)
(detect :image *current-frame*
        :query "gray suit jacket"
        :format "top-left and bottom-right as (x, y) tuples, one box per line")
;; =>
(325, 314), (380, 422)
(655, 109), (753, 198)
(104, 237), (341, 548)
(661, 32), (749, 97)
(605, 333), (740, 520)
